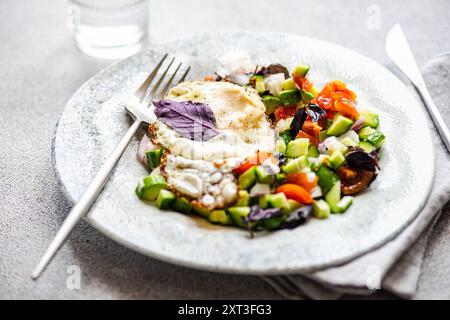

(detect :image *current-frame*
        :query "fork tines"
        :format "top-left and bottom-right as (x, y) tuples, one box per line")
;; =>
(137, 54), (190, 103)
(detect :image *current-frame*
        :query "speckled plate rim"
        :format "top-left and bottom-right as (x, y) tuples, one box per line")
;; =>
(52, 31), (435, 275)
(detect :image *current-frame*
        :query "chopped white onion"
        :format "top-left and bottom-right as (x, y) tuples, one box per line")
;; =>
(264, 73), (285, 97)
(338, 130), (360, 144)
(249, 183), (271, 197)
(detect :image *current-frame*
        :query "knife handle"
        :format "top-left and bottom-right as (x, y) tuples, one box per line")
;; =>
(416, 83), (450, 152)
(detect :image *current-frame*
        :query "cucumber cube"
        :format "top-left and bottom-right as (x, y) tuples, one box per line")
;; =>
(330, 150), (345, 168)
(238, 166), (257, 190)
(282, 155), (308, 174)
(208, 210), (232, 225)
(312, 199), (331, 219)
(279, 131), (293, 145)
(360, 110), (379, 128)
(135, 174), (168, 201)
(367, 130), (385, 147)
(358, 126), (376, 139)
(282, 199), (301, 214)
(337, 196), (353, 213)
(325, 181), (341, 213)
(301, 90), (315, 104)
(263, 95), (282, 115)
(286, 138), (309, 158)
(327, 115), (354, 136)
(308, 145), (319, 158)
(255, 166), (275, 184)
(192, 204), (211, 217)
(279, 89), (301, 106)
(146, 147), (163, 169)
(266, 193), (290, 209)
(236, 190), (250, 206)
(315, 165), (339, 194)
(359, 141), (376, 153)
(173, 197), (192, 214)
(292, 63), (310, 77)
(340, 137), (357, 147)
(228, 206), (251, 227)
(274, 138), (287, 155)
(275, 172), (286, 183)
(156, 189), (176, 209)
(281, 78), (297, 90)
(251, 75), (266, 93)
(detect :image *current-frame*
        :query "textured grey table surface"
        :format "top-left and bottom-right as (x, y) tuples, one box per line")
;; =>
(1, 0), (449, 299)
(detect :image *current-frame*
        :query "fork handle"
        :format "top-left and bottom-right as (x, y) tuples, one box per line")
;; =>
(32, 119), (142, 279)
(417, 84), (450, 152)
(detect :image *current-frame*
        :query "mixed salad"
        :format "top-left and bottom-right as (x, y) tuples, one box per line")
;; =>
(135, 62), (385, 237)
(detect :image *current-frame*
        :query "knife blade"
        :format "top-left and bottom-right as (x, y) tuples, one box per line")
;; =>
(386, 23), (450, 152)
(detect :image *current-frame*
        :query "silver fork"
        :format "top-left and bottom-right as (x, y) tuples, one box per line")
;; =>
(32, 54), (190, 279)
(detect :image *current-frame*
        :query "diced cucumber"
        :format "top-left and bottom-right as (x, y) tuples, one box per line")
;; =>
(319, 130), (328, 142)
(258, 194), (269, 208)
(292, 63), (310, 77)
(274, 138), (287, 155)
(135, 174), (168, 201)
(359, 141), (376, 153)
(279, 131), (293, 145)
(192, 204), (210, 218)
(367, 131), (385, 147)
(251, 75), (266, 93)
(312, 199), (331, 219)
(208, 210), (232, 225)
(255, 166), (275, 184)
(340, 137), (358, 147)
(173, 197), (192, 214)
(281, 78), (297, 90)
(286, 138), (309, 158)
(326, 115), (354, 136)
(325, 181), (341, 213)
(308, 145), (319, 158)
(282, 199), (301, 214)
(358, 126), (375, 139)
(279, 89), (301, 106)
(156, 189), (176, 209)
(282, 155), (308, 174)
(228, 206), (251, 227)
(315, 165), (339, 194)
(265, 193), (290, 209)
(360, 110), (379, 128)
(337, 196), (353, 213)
(358, 127), (385, 147)
(262, 95), (282, 115)
(236, 190), (250, 206)
(275, 172), (286, 183)
(238, 166), (257, 190)
(330, 150), (345, 168)
(146, 147), (163, 169)
(301, 90), (315, 104)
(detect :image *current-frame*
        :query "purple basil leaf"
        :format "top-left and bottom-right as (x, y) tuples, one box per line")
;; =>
(306, 103), (326, 122)
(278, 205), (313, 229)
(154, 99), (220, 141)
(248, 205), (283, 222)
(255, 63), (289, 78)
(346, 147), (380, 172)
(289, 107), (307, 139)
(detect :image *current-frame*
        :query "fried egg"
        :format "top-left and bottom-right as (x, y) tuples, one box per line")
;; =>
(151, 80), (277, 209)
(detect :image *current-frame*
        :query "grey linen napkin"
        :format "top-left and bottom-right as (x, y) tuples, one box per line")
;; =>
(263, 53), (450, 299)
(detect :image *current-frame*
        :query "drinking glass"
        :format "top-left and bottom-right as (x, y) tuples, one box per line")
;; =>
(68, 0), (149, 59)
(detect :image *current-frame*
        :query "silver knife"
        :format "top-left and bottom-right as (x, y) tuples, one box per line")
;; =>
(386, 23), (450, 152)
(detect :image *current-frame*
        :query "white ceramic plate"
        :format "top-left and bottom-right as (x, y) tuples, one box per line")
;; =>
(54, 32), (434, 274)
